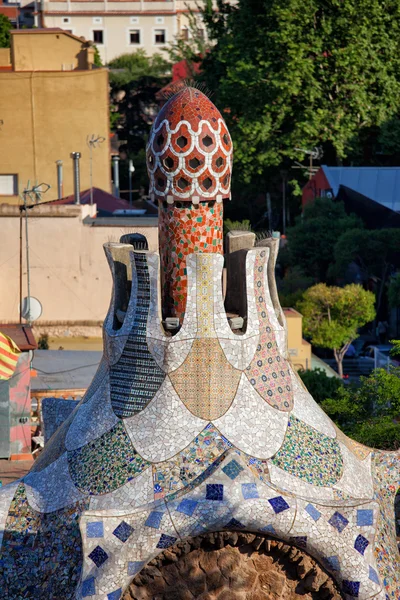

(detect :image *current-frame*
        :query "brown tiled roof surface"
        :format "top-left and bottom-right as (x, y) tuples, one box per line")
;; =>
(0, 325), (37, 351)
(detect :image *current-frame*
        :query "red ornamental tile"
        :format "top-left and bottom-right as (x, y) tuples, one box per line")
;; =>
(146, 87), (233, 203)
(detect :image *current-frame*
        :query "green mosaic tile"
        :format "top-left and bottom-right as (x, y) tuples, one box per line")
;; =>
(271, 415), (343, 486)
(0, 484), (88, 599)
(68, 421), (150, 495)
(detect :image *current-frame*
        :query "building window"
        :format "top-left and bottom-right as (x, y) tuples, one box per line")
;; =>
(129, 29), (140, 44)
(93, 16), (102, 24)
(155, 16), (164, 24)
(62, 17), (71, 24)
(130, 16), (139, 24)
(93, 30), (104, 44)
(181, 28), (189, 41)
(0, 175), (18, 196)
(154, 29), (166, 44)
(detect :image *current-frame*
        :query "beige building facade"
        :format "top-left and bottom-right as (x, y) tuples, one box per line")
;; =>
(42, 0), (228, 63)
(0, 203), (158, 324)
(0, 30), (111, 205)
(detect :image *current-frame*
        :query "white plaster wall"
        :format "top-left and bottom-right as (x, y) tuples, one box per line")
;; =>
(0, 208), (158, 323)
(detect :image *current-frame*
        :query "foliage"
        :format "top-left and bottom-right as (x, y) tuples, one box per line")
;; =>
(299, 283), (376, 376)
(299, 368), (343, 404)
(224, 219), (252, 234)
(320, 367), (400, 450)
(388, 272), (400, 308)
(332, 228), (400, 313)
(37, 333), (49, 350)
(108, 51), (171, 190)
(390, 339), (400, 357)
(277, 266), (313, 309)
(167, 1), (210, 77)
(0, 15), (12, 48)
(92, 45), (102, 67)
(199, 0), (400, 188)
(287, 199), (362, 281)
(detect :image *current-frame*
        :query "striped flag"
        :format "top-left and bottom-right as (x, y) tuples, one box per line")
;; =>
(0, 331), (21, 380)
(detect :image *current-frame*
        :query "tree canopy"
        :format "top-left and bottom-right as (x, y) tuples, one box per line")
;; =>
(108, 50), (171, 191)
(287, 198), (362, 281)
(197, 0), (400, 189)
(299, 283), (376, 376)
(0, 15), (12, 48)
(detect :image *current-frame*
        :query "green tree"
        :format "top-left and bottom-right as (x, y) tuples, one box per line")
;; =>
(199, 0), (400, 187)
(332, 228), (400, 314)
(299, 368), (343, 404)
(388, 273), (400, 309)
(92, 45), (102, 67)
(321, 367), (400, 450)
(287, 199), (362, 281)
(0, 15), (12, 48)
(108, 51), (171, 191)
(299, 283), (376, 377)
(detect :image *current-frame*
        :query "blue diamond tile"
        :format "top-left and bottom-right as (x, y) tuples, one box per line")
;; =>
(107, 589), (122, 600)
(323, 555), (340, 572)
(88, 546), (108, 568)
(242, 483), (259, 500)
(222, 459), (244, 480)
(127, 561), (145, 577)
(82, 577), (96, 597)
(305, 504), (321, 522)
(86, 521), (104, 538)
(145, 511), (164, 529)
(354, 534), (369, 555)
(290, 536), (307, 549)
(156, 534), (177, 549)
(206, 484), (224, 501)
(368, 565), (380, 585)
(113, 521), (134, 543)
(357, 509), (373, 527)
(268, 496), (290, 514)
(328, 511), (349, 533)
(224, 518), (245, 530)
(176, 499), (198, 517)
(342, 580), (360, 597)
(260, 524), (276, 534)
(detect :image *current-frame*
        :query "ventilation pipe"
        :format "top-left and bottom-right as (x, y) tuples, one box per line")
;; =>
(71, 152), (81, 205)
(112, 155), (120, 198)
(56, 160), (63, 199)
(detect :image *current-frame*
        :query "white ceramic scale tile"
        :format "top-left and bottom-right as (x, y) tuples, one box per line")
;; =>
(334, 444), (374, 500)
(79, 506), (178, 600)
(213, 374), (288, 458)
(124, 376), (206, 462)
(88, 468), (154, 514)
(0, 481), (19, 547)
(289, 365), (337, 438)
(65, 379), (119, 452)
(24, 453), (87, 512)
(268, 462), (335, 502)
(289, 497), (382, 600)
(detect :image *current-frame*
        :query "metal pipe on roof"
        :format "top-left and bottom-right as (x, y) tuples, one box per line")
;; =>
(112, 155), (120, 198)
(71, 152), (81, 205)
(56, 160), (63, 199)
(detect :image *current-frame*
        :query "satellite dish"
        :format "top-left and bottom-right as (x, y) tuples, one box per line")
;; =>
(21, 297), (42, 322)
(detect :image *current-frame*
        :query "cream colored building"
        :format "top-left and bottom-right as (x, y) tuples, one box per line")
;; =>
(0, 29), (111, 205)
(41, 0), (231, 63)
(284, 308), (312, 371)
(0, 203), (158, 324)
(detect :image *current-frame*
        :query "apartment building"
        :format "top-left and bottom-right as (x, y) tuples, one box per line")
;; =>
(41, 0), (220, 63)
(0, 29), (111, 204)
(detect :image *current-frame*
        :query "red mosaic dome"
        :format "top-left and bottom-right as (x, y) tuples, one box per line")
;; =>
(146, 87), (233, 203)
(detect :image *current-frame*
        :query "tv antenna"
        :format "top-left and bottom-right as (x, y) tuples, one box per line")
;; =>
(87, 134), (106, 206)
(293, 146), (323, 180)
(19, 181), (50, 325)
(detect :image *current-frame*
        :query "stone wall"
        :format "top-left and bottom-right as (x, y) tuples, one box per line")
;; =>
(124, 531), (342, 600)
